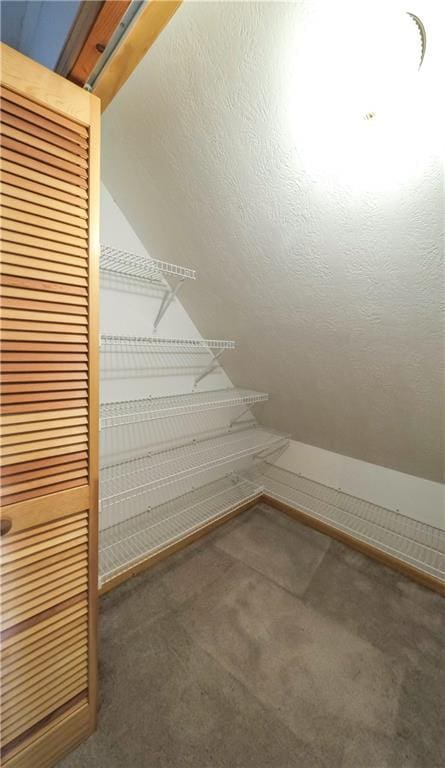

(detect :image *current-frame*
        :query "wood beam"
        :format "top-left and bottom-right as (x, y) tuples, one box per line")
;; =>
(93, 0), (182, 112)
(67, 1), (131, 87)
(55, 1), (104, 79)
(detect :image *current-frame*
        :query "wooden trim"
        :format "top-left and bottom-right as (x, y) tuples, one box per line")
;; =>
(0, 45), (92, 126)
(56, 2), (104, 78)
(68, 1), (131, 87)
(99, 495), (262, 595)
(93, 1), (182, 111)
(262, 494), (445, 597)
(86, 92), (100, 730)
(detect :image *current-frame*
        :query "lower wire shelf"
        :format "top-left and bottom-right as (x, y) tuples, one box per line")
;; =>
(100, 426), (288, 513)
(252, 464), (445, 580)
(99, 475), (263, 587)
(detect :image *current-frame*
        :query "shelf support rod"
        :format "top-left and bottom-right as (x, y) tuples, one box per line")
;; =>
(229, 405), (253, 427)
(153, 278), (185, 331)
(253, 440), (289, 461)
(194, 350), (225, 387)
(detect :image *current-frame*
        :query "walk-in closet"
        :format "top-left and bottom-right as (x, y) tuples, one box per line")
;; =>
(0, 2), (444, 767)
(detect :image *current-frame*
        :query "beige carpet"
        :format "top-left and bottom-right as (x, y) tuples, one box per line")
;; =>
(60, 504), (445, 768)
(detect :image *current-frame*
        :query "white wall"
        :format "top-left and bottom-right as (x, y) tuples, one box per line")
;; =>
(101, 0), (445, 484)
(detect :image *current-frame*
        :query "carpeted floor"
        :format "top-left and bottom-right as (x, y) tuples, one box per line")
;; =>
(60, 503), (445, 768)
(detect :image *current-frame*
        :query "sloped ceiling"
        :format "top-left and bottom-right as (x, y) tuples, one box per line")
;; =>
(102, 0), (444, 483)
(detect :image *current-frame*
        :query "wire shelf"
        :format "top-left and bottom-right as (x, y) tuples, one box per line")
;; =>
(100, 244), (196, 283)
(100, 335), (236, 351)
(254, 464), (445, 580)
(99, 475), (263, 586)
(100, 388), (269, 428)
(100, 427), (288, 511)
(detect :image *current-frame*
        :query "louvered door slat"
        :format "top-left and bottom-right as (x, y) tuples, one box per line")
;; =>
(2, 312), (88, 326)
(0, 98), (89, 151)
(1, 299), (88, 317)
(0, 121), (88, 163)
(1, 44), (99, 768)
(2, 207), (88, 238)
(0, 86), (89, 136)
(2, 616), (86, 666)
(0, 170), (89, 209)
(0, 158), (88, 198)
(0, 123), (89, 169)
(0, 142), (89, 185)
(1, 192), (88, 225)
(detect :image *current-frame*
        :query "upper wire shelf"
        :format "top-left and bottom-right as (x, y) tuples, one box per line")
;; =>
(100, 245), (196, 331)
(100, 388), (269, 429)
(100, 335), (236, 351)
(100, 244), (196, 283)
(100, 426), (289, 512)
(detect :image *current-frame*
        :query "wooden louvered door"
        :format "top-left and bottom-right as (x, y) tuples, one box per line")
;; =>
(0, 44), (100, 767)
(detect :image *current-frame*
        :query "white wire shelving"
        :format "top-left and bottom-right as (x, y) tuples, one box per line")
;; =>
(100, 245), (196, 330)
(100, 387), (268, 429)
(100, 427), (288, 512)
(99, 474), (263, 586)
(100, 244), (196, 283)
(100, 335), (236, 385)
(253, 464), (445, 580)
(100, 335), (235, 351)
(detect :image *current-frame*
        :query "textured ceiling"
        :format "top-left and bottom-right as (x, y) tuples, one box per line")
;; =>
(102, 0), (445, 483)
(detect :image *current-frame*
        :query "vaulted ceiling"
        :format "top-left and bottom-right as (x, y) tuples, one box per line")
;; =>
(102, 0), (444, 483)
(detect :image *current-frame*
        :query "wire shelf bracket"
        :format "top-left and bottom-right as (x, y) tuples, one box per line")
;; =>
(153, 278), (185, 332)
(100, 245), (196, 332)
(193, 349), (225, 387)
(230, 405), (254, 427)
